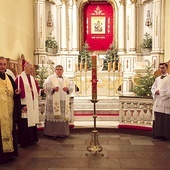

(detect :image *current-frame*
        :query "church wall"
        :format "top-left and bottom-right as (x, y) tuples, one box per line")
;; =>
(0, 0), (34, 63)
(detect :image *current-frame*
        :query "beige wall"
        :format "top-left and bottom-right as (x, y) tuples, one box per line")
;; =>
(0, 0), (34, 63)
(164, 0), (170, 62)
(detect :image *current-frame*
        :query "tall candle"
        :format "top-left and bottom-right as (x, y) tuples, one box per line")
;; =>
(113, 62), (115, 71)
(118, 62), (121, 71)
(84, 62), (87, 72)
(75, 63), (77, 72)
(80, 63), (82, 72)
(92, 54), (97, 100)
(108, 62), (111, 72)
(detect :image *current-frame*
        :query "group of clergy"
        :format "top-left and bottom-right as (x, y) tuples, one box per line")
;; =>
(1, 54), (170, 165)
(0, 56), (72, 164)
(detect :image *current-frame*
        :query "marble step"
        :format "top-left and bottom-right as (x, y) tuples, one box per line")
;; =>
(73, 96), (119, 121)
(74, 96), (119, 111)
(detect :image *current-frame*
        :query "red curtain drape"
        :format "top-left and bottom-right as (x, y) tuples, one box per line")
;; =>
(83, 2), (114, 51)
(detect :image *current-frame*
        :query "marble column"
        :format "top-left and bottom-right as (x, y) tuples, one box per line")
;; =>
(68, 4), (72, 52)
(152, 0), (163, 52)
(34, 0), (46, 53)
(61, 0), (67, 51)
(118, 0), (126, 54)
(129, 0), (136, 52)
(56, 4), (61, 52)
(34, 0), (47, 65)
(72, 0), (78, 51)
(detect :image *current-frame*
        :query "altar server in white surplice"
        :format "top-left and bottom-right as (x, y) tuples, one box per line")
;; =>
(43, 65), (73, 138)
(151, 62), (170, 140)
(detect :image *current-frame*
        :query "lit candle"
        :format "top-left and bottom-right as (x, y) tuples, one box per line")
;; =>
(84, 62), (87, 72)
(91, 54), (97, 100)
(18, 75), (20, 90)
(113, 62), (115, 71)
(108, 62), (111, 72)
(118, 62), (121, 71)
(80, 63), (82, 72)
(75, 63), (77, 72)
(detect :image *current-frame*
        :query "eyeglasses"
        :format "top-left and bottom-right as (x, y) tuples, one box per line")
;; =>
(56, 69), (63, 71)
(159, 67), (166, 69)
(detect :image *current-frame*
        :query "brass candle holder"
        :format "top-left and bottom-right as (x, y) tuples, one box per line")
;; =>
(86, 54), (103, 156)
(86, 99), (103, 156)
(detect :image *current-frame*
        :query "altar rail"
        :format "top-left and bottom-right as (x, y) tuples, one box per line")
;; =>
(119, 96), (154, 125)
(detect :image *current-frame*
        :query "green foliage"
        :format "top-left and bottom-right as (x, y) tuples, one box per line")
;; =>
(103, 43), (118, 70)
(78, 42), (92, 69)
(36, 65), (49, 89)
(141, 33), (152, 48)
(45, 33), (58, 49)
(132, 66), (156, 97)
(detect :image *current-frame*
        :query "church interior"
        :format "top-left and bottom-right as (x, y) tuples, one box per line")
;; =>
(1, 0), (170, 169)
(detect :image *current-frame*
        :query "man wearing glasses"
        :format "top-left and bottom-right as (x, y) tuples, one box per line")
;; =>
(43, 65), (73, 138)
(151, 62), (170, 140)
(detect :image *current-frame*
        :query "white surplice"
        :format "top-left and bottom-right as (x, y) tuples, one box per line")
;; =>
(151, 74), (170, 115)
(43, 74), (73, 122)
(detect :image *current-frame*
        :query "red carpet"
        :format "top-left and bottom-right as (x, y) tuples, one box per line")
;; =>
(74, 113), (119, 116)
(118, 124), (152, 131)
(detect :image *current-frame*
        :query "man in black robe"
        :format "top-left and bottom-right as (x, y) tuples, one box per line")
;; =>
(0, 56), (21, 164)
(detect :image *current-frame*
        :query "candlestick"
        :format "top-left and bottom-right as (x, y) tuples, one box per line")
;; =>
(118, 62), (121, 71)
(108, 62), (111, 72)
(92, 54), (97, 100)
(80, 63), (82, 72)
(113, 62), (115, 71)
(75, 63), (77, 72)
(85, 62), (87, 72)
(86, 55), (103, 156)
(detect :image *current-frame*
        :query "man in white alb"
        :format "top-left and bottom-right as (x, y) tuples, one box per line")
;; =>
(43, 65), (73, 138)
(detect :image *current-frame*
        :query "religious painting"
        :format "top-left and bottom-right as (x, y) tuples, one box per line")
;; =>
(91, 16), (106, 34)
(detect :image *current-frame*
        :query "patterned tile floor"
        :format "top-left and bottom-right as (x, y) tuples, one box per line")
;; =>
(1, 128), (170, 170)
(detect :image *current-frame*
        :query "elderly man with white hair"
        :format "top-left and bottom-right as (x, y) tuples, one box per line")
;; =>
(15, 62), (40, 148)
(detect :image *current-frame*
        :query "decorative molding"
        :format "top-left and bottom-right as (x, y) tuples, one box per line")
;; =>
(61, 0), (67, 5)
(35, 0), (45, 3)
(119, 0), (126, 6)
(46, 0), (56, 5)
(73, 0), (77, 5)
(130, 0), (137, 4)
(141, 0), (150, 5)
(92, 6), (105, 15)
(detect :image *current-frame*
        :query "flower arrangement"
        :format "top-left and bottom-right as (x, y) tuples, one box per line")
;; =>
(140, 32), (152, 48)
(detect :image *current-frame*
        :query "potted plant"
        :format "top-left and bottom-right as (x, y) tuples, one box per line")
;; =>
(78, 42), (92, 70)
(45, 33), (58, 54)
(140, 32), (152, 54)
(132, 65), (156, 97)
(35, 65), (49, 89)
(103, 43), (118, 70)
